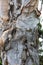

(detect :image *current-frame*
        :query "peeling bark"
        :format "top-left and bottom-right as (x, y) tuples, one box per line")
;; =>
(0, 0), (9, 22)
(0, 0), (42, 65)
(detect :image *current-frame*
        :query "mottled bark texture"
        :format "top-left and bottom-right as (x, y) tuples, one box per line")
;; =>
(0, 0), (41, 65)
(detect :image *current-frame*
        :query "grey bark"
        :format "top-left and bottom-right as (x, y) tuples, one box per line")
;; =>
(0, 0), (41, 65)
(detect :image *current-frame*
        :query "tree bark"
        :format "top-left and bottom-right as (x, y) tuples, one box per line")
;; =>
(0, 0), (9, 22)
(0, 0), (42, 65)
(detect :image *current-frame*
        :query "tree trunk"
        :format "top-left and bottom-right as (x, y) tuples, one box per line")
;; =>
(0, 0), (42, 65)
(0, 0), (9, 22)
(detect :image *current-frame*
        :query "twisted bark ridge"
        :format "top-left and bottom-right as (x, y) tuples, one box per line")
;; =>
(0, 0), (41, 65)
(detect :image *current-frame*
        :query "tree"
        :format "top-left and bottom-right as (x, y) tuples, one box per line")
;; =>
(0, 0), (42, 65)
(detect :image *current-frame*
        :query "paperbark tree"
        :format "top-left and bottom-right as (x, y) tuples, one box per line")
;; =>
(0, 0), (9, 23)
(0, 0), (42, 65)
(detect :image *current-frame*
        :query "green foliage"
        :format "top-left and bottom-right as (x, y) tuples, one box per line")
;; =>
(37, 22), (43, 65)
(37, 22), (42, 30)
(0, 59), (2, 65)
(41, 30), (43, 36)
(39, 50), (43, 53)
(39, 55), (43, 65)
(37, 22), (43, 37)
